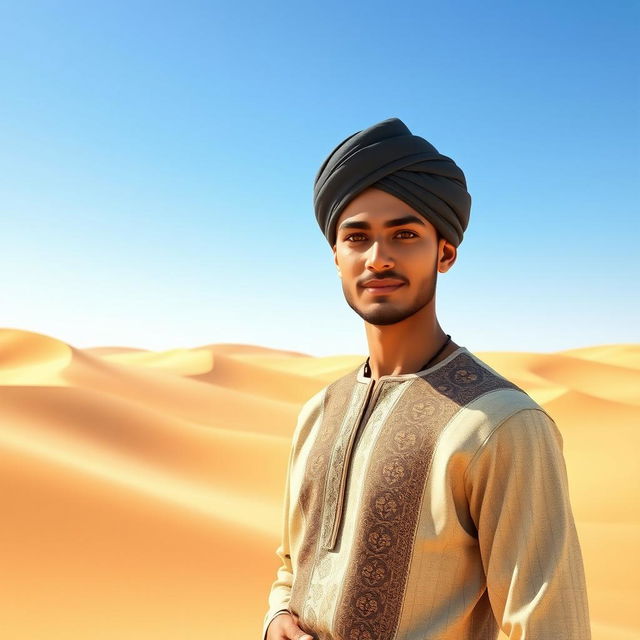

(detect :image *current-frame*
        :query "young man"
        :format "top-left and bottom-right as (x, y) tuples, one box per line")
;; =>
(262, 118), (591, 640)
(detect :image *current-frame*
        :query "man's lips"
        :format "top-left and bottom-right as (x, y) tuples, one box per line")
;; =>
(361, 279), (406, 295)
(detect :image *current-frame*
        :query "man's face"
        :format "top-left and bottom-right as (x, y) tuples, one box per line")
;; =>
(332, 187), (455, 326)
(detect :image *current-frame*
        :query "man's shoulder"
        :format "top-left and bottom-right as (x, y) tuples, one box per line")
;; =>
(467, 351), (551, 421)
(471, 355), (562, 458)
(297, 385), (327, 418)
(411, 347), (546, 416)
(291, 364), (362, 444)
(419, 348), (557, 457)
(302, 362), (362, 409)
(297, 361), (362, 412)
(459, 349), (551, 417)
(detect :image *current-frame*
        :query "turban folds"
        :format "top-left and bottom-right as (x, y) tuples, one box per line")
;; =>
(313, 117), (471, 247)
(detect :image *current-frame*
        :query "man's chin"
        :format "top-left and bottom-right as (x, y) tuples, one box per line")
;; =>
(353, 306), (413, 326)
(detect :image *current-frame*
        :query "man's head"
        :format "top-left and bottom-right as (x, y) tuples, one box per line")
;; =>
(332, 186), (457, 326)
(314, 117), (470, 327)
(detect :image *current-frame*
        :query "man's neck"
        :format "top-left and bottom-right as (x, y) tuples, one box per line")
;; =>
(364, 315), (459, 381)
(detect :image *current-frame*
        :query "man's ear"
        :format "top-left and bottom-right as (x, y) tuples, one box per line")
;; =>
(438, 239), (457, 273)
(333, 245), (342, 277)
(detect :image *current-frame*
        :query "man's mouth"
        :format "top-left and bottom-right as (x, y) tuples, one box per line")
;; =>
(363, 283), (405, 295)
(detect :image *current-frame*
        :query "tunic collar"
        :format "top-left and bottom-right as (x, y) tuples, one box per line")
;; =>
(356, 346), (469, 384)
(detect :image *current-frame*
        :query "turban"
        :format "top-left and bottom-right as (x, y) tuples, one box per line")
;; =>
(313, 117), (471, 247)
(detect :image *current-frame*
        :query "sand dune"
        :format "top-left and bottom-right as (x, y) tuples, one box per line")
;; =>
(0, 327), (637, 639)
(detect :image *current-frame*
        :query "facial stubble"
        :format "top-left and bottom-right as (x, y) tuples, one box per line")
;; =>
(342, 252), (440, 327)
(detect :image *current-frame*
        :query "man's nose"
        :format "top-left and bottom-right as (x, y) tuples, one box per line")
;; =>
(365, 240), (394, 269)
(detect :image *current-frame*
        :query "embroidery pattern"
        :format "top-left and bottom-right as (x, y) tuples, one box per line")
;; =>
(319, 381), (372, 551)
(288, 370), (366, 631)
(305, 381), (408, 640)
(333, 353), (521, 639)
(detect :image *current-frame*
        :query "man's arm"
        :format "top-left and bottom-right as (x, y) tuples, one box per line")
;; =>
(464, 407), (592, 639)
(262, 427), (297, 640)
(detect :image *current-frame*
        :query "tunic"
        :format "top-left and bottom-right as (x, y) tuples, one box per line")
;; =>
(262, 346), (591, 639)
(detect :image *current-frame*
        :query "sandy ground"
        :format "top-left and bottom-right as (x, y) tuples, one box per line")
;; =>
(0, 328), (637, 639)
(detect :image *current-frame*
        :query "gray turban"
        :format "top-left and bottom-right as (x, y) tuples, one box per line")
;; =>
(313, 117), (471, 247)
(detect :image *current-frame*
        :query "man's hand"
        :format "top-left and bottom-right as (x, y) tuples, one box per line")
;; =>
(266, 611), (314, 640)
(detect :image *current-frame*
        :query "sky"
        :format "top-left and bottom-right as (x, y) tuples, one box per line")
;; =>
(1, 0), (638, 357)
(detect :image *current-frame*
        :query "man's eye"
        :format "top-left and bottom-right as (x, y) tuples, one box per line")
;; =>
(345, 231), (418, 242)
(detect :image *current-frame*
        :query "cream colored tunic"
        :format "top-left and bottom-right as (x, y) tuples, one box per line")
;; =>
(262, 346), (591, 639)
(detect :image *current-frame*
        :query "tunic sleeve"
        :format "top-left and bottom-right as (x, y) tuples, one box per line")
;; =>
(464, 407), (592, 639)
(261, 429), (297, 640)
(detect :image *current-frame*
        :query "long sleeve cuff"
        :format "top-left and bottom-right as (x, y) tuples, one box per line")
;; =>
(262, 608), (291, 640)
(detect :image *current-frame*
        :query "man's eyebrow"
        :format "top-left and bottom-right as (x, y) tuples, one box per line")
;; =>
(338, 215), (426, 231)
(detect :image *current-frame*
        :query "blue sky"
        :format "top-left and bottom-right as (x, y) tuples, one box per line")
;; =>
(1, 0), (638, 356)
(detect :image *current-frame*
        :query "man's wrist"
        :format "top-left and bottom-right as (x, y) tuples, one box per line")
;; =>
(265, 609), (291, 638)
(272, 609), (290, 618)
